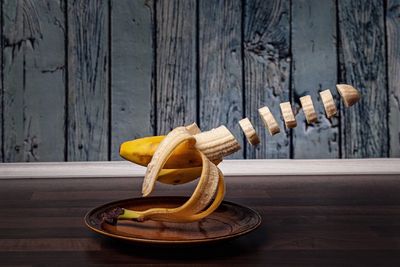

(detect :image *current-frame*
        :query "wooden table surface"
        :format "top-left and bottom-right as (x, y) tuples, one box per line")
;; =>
(1, 174), (400, 266)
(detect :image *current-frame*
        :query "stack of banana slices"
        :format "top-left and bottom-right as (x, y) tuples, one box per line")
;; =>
(104, 84), (360, 225)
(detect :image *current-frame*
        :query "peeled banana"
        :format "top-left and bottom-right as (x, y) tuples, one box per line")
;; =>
(104, 124), (234, 224)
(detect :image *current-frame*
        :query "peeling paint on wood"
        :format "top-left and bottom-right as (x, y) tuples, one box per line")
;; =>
(67, 0), (109, 161)
(155, 0), (197, 135)
(338, 0), (388, 157)
(199, 0), (244, 159)
(387, 0), (400, 157)
(244, 0), (291, 159)
(291, 0), (339, 159)
(3, 0), (65, 162)
(110, 0), (154, 160)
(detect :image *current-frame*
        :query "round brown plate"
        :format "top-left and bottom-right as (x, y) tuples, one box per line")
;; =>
(85, 196), (262, 245)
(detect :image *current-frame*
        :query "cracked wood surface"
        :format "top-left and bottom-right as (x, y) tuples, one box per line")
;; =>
(110, 0), (153, 160)
(155, 0), (197, 135)
(199, 0), (244, 159)
(2, 0), (66, 162)
(244, 0), (290, 159)
(67, 0), (109, 161)
(387, 0), (400, 157)
(338, 0), (388, 158)
(291, 0), (339, 159)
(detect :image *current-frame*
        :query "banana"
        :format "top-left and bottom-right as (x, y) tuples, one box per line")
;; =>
(336, 84), (361, 107)
(320, 89), (337, 118)
(157, 167), (202, 185)
(280, 102), (297, 128)
(299, 95), (318, 124)
(239, 118), (260, 146)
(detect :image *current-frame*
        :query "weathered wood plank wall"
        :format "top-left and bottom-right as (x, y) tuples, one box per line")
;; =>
(0, 0), (397, 162)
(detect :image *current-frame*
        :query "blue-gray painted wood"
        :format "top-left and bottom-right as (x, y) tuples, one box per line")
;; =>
(338, 0), (388, 158)
(387, 0), (400, 157)
(155, 0), (197, 135)
(67, 0), (109, 161)
(0, 0), (398, 162)
(244, 0), (291, 159)
(291, 0), (339, 159)
(199, 0), (244, 159)
(3, 0), (65, 162)
(110, 0), (153, 160)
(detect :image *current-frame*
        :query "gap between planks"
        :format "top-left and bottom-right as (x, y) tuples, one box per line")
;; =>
(0, 159), (399, 179)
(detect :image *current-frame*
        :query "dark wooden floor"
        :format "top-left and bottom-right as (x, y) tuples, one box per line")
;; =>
(1, 175), (400, 266)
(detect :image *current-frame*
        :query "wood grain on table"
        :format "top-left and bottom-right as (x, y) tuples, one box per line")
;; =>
(1, 175), (400, 266)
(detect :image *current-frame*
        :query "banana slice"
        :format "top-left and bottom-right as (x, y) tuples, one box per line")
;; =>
(258, 106), (280, 135)
(194, 126), (241, 161)
(280, 102), (297, 128)
(336, 84), (361, 107)
(238, 118), (260, 146)
(299, 95), (318, 124)
(320, 89), (337, 118)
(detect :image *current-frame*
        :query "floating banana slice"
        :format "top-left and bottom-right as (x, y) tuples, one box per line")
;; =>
(258, 106), (280, 135)
(280, 102), (297, 128)
(320, 89), (337, 118)
(299, 95), (318, 124)
(238, 118), (260, 146)
(336, 84), (361, 107)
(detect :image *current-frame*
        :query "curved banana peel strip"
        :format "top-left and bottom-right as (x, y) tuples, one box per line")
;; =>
(142, 127), (196, 196)
(118, 153), (222, 222)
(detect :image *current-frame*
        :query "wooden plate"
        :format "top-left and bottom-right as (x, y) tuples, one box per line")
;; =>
(85, 196), (262, 245)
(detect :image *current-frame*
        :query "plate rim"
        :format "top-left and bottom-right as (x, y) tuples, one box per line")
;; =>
(84, 196), (262, 244)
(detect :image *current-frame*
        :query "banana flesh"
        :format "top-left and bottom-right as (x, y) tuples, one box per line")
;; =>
(320, 89), (337, 118)
(336, 84), (361, 107)
(299, 95), (318, 124)
(280, 102), (297, 128)
(258, 106), (280, 135)
(239, 118), (260, 146)
(194, 125), (241, 162)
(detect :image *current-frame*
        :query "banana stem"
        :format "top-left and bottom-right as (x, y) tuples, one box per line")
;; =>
(118, 209), (144, 221)
(102, 207), (144, 225)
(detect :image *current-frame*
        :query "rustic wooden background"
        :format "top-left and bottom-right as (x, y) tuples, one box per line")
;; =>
(0, 0), (399, 162)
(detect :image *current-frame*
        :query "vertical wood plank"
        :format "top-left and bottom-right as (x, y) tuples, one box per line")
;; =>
(3, 0), (65, 162)
(199, 0), (244, 159)
(243, 0), (291, 159)
(0, 0), (3, 162)
(156, 0), (197, 135)
(338, 0), (388, 157)
(67, 0), (109, 161)
(110, 0), (153, 160)
(291, 0), (339, 158)
(387, 0), (400, 157)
